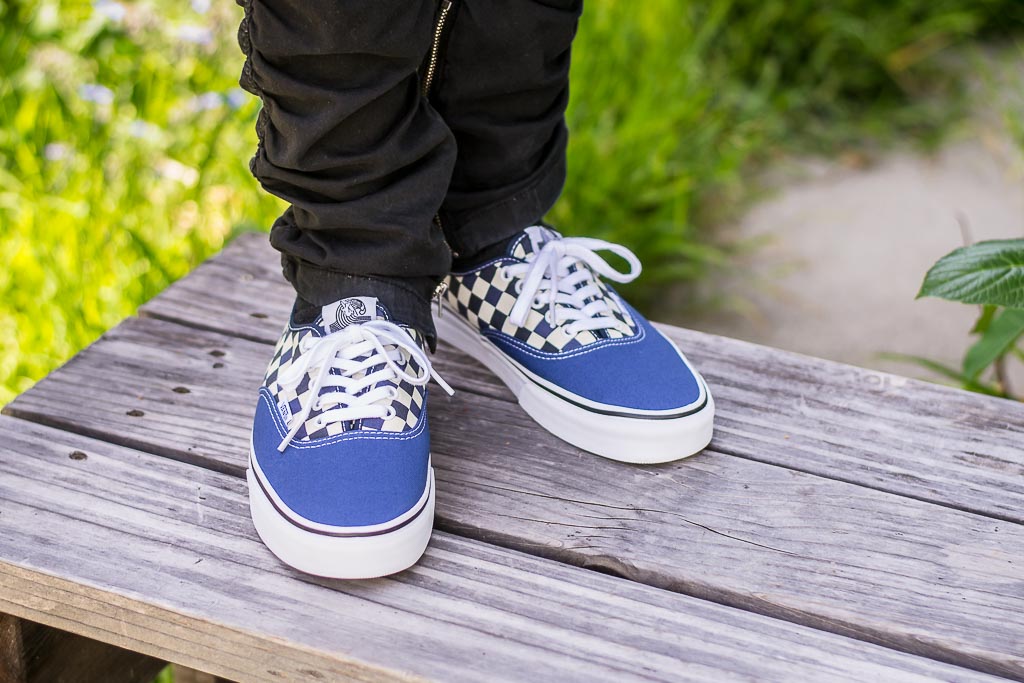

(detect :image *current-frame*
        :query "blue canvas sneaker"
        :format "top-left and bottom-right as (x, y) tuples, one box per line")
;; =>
(435, 226), (714, 463)
(249, 296), (452, 578)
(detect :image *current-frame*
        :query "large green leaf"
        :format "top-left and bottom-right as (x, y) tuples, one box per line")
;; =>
(963, 308), (1024, 379)
(918, 239), (1024, 308)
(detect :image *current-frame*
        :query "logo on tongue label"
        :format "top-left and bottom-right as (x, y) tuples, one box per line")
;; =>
(322, 297), (377, 333)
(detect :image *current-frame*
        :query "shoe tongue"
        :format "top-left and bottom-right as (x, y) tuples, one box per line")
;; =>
(320, 296), (384, 334)
(509, 225), (559, 260)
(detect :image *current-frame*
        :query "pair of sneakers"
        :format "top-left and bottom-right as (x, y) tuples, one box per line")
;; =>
(248, 225), (715, 578)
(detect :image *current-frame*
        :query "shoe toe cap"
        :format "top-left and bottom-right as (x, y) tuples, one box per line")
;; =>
(251, 390), (430, 528)
(492, 320), (706, 414)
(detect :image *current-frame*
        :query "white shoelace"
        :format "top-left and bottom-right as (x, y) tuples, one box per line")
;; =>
(275, 320), (453, 452)
(505, 236), (642, 336)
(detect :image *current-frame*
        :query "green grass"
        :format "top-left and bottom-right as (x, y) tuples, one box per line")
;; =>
(0, 0), (281, 404)
(2, 0), (1022, 405)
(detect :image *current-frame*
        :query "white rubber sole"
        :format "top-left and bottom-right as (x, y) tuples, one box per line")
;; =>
(435, 311), (715, 464)
(247, 457), (434, 579)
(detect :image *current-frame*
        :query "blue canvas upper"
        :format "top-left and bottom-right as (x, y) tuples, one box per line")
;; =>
(251, 387), (429, 527)
(484, 301), (702, 412)
(444, 227), (705, 415)
(251, 297), (432, 528)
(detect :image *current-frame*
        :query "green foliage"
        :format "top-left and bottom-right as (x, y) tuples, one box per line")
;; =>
(0, 0), (282, 404)
(3, 0), (1023, 404)
(915, 240), (1024, 399)
(708, 0), (1021, 146)
(917, 239), (1024, 308)
(962, 308), (1024, 379)
(557, 0), (1024, 309)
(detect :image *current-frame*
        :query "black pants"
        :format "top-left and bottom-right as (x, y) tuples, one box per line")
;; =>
(237, 0), (583, 344)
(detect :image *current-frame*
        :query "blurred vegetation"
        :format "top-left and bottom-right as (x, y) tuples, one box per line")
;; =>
(556, 0), (1024, 304)
(899, 239), (1024, 400)
(2, 0), (1024, 405)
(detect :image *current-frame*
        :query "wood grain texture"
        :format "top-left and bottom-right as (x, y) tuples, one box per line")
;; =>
(7, 316), (1024, 679)
(138, 232), (1024, 523)
(0, 615), (24, 683)
(0, 615), (163, 683)
(0, 418), (990, 683)
(19, 622), (165, 683)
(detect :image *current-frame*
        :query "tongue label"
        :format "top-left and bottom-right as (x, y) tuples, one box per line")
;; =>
(524, 225), (554, 253)
(513, 225), (559, 259)
(321, 296), (378, 334)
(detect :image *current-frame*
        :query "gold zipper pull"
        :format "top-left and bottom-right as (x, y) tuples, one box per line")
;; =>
(432, 279), (449, 318)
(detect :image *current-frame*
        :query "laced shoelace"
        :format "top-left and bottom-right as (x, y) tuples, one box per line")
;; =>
(275, 320), (453, 452)
(504, 236), (642, 336)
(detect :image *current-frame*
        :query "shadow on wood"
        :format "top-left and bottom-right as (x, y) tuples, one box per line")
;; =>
(1, 613), (164, 683)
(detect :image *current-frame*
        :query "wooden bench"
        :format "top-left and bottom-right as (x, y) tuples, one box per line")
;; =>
(1, 231), (1022, 682)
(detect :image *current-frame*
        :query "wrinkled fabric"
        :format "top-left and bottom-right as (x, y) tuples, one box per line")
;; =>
(237, 0), (583, 344)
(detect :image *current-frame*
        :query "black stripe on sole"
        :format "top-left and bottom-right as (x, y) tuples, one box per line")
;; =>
(250, 460), (432, 539)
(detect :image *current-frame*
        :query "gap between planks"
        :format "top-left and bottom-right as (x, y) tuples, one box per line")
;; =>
(136, 231), (1024, 526)
(5, 315), (1024, 680)
(0, 416), (1005, 683)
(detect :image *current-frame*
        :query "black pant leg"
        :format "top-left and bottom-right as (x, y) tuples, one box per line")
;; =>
(430, 0), (584, 259)
(237, 0), (456, 341)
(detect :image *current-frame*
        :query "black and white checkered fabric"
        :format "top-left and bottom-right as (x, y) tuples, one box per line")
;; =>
(445, 228), (638, 353)
(262, 323), (426, 441)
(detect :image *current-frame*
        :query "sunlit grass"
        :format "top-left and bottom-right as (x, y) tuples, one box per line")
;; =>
(0, 0), (282, 404)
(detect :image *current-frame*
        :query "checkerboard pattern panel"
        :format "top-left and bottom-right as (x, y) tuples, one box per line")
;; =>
(263, 323), (303, 389)
(262, 322), (426, 441)
(444, 259), (638, 354)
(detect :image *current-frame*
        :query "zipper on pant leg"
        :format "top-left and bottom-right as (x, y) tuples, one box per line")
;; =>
(424, 0), (458, 301)
(432, 213), (455, 319)
(422, 0), (454, 97)
(432, 278), (449, 318)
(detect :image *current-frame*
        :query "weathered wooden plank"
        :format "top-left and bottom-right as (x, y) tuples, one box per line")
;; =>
(0, 615), (164, 683)
(661, 324), (1024, 521)
(138, 232), (1024, 523)
(19, 621), (165, 683)
(0, 418), (989, 683)
(7, 316), (1024, 679)
(0, 615), (24, 683)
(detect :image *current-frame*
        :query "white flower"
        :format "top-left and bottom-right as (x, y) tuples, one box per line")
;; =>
(92, 0), (126, 23)
(226, 88), (248, 110)
(156, 158), (200, 187)
(44, 143), (70, 161)
(78, 83), (115, 105)
(188, 92), (224, 113)
(125, 120), (163, 141)
(175, 24), (214, 45)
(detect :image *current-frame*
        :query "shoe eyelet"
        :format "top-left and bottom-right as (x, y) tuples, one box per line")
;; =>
(384, 406), (397, 420)
(533, 297), (545, 308)
(514, 280), (523, 294)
